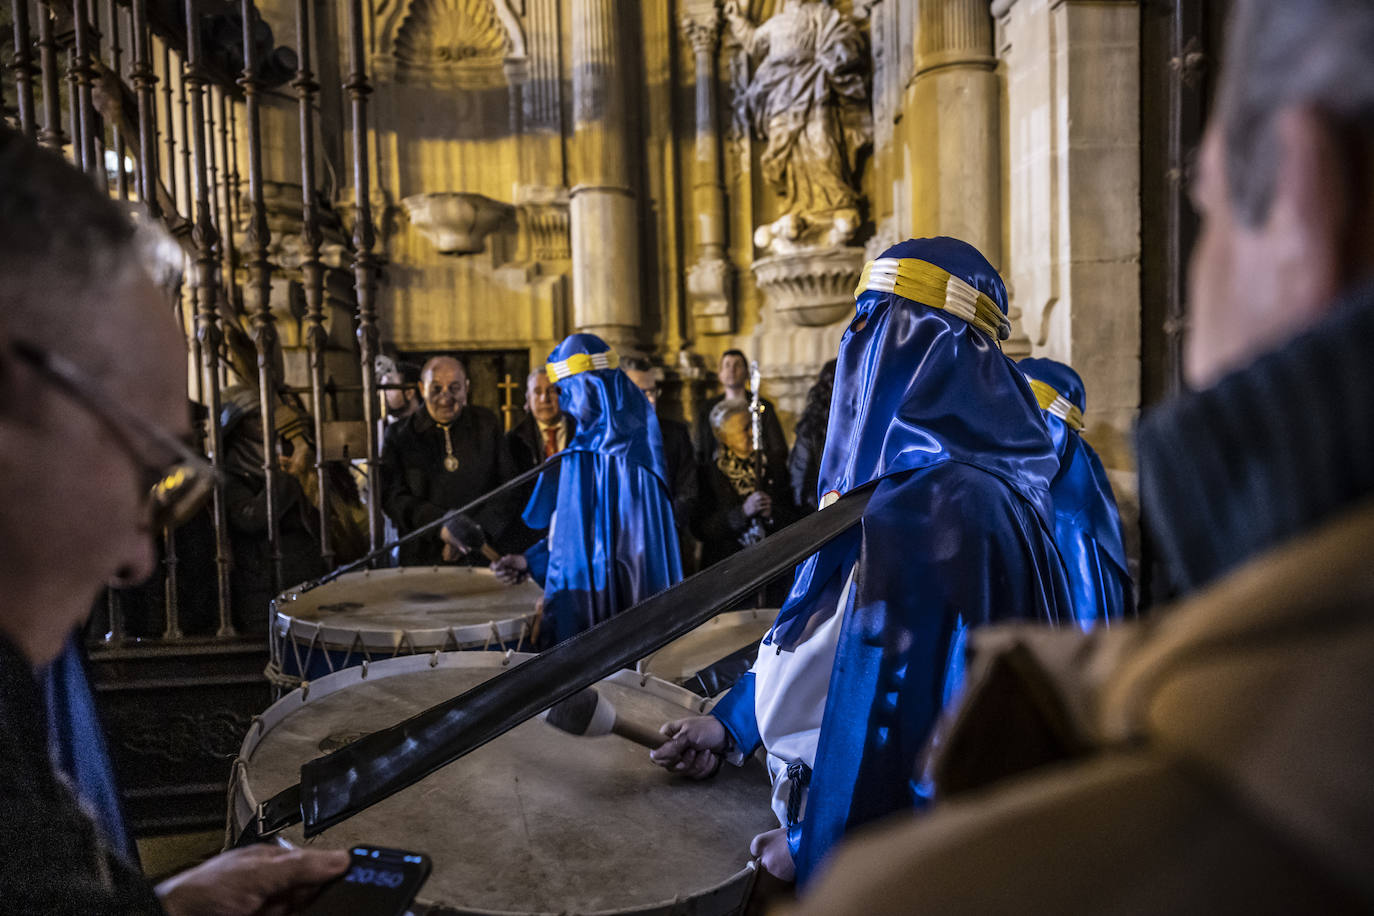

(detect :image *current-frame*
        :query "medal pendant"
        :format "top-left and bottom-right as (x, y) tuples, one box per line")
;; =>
(443, 455), (460, 473)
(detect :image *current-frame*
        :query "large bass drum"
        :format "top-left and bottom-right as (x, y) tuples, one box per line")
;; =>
(266, 567), (542, 693)
(229, 652), (775, 915)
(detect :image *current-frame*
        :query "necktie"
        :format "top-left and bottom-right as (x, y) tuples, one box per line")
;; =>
(543, 424), (559, 458)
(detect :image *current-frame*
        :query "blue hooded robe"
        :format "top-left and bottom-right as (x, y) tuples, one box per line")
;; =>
(523, 334), (683, 646)
(1019, 358), (1134, 628)
(709, 238), (1071, 885)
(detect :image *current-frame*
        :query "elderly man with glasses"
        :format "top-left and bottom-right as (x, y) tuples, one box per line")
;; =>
(0, 127), (348, 913)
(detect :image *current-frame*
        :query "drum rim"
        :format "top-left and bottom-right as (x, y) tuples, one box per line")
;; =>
(271, 566), (540, 652)
(229, 652), (750, 916)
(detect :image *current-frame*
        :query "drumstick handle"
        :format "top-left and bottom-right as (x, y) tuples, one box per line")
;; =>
(481, 543), (502, 563)
(614, 718), (665, 750)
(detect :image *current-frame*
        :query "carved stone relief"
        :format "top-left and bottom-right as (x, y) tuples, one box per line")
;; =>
(371, 0), (526, 88)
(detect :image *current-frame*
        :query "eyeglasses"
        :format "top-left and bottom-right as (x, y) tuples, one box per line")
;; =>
(11, 340), (218, 532)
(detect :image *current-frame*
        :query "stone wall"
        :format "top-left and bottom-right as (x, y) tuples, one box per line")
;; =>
(231, 0), (1146, 459)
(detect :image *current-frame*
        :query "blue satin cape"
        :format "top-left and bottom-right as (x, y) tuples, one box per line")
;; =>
(524, 335), (683, 645)
(711, 238), (1070, 885)
(1019, 358), (1134, 629)
(42, 636), (135, 858)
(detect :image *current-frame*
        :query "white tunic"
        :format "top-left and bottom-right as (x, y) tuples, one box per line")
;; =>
(741, 564), (857, 828)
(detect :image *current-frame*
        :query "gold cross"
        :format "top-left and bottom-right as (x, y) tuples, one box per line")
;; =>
(498, 373), (520, 432)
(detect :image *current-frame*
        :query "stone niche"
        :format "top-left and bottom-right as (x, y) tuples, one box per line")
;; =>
(361, 0), (569, 365)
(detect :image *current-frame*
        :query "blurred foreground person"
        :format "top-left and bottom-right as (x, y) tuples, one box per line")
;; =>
(0, 128), (347, 912)
(492, 335), (682, 645)
(653, 238), (1070, 885)
(1019, 358), (1134, 628)
(789, 2), (1374, 912)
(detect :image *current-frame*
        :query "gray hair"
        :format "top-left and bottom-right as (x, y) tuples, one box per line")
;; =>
(709, 396), (750, 432)
(1218, 0), (1374, 225)
(0, 127), (157, 372)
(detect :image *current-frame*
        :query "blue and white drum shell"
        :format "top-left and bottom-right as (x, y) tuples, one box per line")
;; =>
(268, 567), (543, 691)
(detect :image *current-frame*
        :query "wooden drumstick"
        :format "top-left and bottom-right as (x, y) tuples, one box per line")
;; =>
(543, 687), (665, 750)
(481, 543), (502, 563)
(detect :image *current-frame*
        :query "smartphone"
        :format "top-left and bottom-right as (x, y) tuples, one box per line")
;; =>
(298, 844), (432, 916)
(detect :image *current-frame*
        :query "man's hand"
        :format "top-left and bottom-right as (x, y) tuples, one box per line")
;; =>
(743, 491), (772, 519)
(491, 553), (529, 585)
(650, 716), (728, 779)
(156, 844), (350, 916)
(749, 827), (796, 882)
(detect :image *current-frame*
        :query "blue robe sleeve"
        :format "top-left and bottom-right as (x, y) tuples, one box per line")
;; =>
(709, 671), (762, 759)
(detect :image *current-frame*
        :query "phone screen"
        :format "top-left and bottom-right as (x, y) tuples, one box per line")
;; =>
(298, 845), (432, 916)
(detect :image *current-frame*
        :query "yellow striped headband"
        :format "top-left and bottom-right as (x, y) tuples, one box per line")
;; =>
(855, 258), (1012, 341)
(546, 348), (620, 382)
(1026, 378), (1085, 431)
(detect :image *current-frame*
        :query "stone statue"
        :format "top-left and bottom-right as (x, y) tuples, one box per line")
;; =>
(724, 0), (872, 253)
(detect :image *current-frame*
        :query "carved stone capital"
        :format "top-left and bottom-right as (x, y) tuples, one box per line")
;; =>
(688, 255), (735, 335)
(751, 246), (864, 327)
(681, 11), (721, 57)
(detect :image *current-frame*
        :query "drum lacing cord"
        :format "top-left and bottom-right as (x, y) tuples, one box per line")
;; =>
(785, 761), (812, 828)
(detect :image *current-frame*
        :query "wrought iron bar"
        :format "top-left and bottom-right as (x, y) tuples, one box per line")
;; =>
(216, 83), (238, 311)
(162, 528), (182, 638)
(160, 39), (176, 211)
(11, 0), (38, 136)
(105, 0), (125, 197)
(86, 0), (107, 188)
(239, 0), (281, 595)
(35, 2), (61, 149)
(294, 0), (332, 568)
(175, 47), (201, 403)
(70, 0), (96, 174)
(184, 0), (233, 636)
(129, 0), (158, 217)
(345, 0), (381, 554)
(204, 82), (219, 237)
(176, 46), (191, 226)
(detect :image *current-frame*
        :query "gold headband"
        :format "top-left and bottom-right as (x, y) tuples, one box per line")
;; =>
(546, 348), (620, 382)
(854, 258), (1011, 341)
(1026, 378), (1086, 431)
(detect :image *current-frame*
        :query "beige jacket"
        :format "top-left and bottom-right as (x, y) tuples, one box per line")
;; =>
(785, 497), (1374, 914)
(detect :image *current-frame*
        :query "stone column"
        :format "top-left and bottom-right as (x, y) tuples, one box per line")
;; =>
(682, 9), (734, 336)
(907, 0), (1001, 267)
(996, 0), (1141, 471)
(568, 0), (640, 350)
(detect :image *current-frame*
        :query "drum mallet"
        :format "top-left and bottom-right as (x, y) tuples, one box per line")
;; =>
(542, 687), (665, 750)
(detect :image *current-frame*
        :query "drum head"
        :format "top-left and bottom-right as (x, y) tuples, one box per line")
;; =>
(273, 567), (543, 652)
(236, 655), (775, 914)
(638, 610), (776, 684)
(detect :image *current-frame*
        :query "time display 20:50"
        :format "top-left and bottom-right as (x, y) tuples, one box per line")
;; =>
(344, 866), (406, 889)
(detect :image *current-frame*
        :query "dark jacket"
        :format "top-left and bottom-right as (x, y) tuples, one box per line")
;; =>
(659, 415), (699, 530)
(0, 637), (162, 914)
(506, 411), (576, 473)
(693, 447), (800, 570)
(503, 412), (576, 552)
(379, 405), (519, 564)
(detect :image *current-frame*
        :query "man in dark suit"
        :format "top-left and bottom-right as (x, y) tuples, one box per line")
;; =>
(622, 357), (698, 538)
(506, 368), (575, 472)
(379, 355), (518, 564)
(693, 348), (788, 478)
